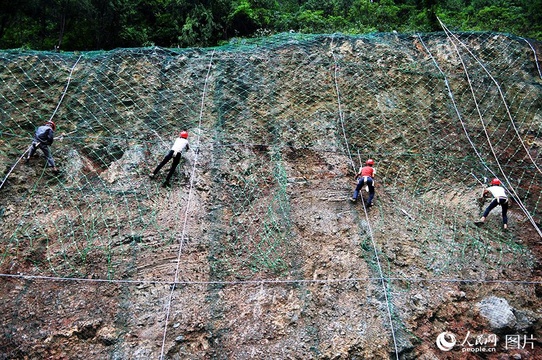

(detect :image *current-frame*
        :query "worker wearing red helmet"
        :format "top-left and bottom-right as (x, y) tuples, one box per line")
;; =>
(26, 120), (59, 174)
(478, 178), (509, 229)
(350, 159), (376, 207)
(149, 130), (190, 188)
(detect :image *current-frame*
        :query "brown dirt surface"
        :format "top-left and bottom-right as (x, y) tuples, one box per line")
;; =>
(1, 32), (542, 359)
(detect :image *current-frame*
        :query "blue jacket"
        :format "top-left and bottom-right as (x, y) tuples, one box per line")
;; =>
(35, 125), (54, 145)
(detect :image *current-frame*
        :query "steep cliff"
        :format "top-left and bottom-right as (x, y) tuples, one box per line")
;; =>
(1, 32), (541, 359)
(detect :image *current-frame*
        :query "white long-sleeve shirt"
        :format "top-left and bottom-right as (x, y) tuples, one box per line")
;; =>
(171, 137), (189, 153)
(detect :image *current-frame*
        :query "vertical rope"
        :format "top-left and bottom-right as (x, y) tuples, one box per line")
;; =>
(330, 35), (356, 172)
(0, 55), (82, 190)
(428, 23), (542, 239)
(440, 26), (542, 176)
(0, 148), (30, 190)
(522, 37), (542, 79)
(330, 35), (400, 360)
(159, 51), (215, 359)
(49, 55), (82, 124)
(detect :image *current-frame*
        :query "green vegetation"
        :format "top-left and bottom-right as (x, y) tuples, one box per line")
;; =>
(0, 0), (540, 51)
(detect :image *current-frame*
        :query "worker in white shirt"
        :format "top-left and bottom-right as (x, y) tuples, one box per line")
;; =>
(477, 178), (509, 229)
(149, 130), (190, 188)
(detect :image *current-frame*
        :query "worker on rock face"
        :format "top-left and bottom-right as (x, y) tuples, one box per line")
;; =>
(26, 120), (60, 174)
(477, 178), (509, 230)
(350, 159), (375, 207)
(149, 130), (190, 188)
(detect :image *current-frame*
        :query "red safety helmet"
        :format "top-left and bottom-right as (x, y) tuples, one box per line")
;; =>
(179, 131), (188, 139)
(45, 121), (56, 131)
(366, 159), (375, 166)
(490, 178), (501, 186)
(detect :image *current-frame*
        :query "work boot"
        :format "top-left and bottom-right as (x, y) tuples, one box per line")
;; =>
(503, 224), (508, 230)
(52, 167), (60, 175)
(474, 217), (485, 226)
(149, 173), (155, 179)
(349, 197), (356, 203)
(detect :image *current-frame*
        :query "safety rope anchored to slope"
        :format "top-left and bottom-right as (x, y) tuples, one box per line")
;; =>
(440, 23), (542, 177)
(330, 34), (400, 360)
(435, 20), (542, 239)
(522, 37), (542, 79)
(1, 34), (541, 359)
(0, 55), (82, 191)
(159, 51), (215, 360)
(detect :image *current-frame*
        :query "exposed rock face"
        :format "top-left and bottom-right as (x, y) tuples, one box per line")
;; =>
(1, 33), (542, 359)
(477, 296), (517, 332)
(477, 296), (537, 335)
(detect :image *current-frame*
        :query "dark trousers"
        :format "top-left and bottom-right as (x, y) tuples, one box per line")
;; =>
(483, 198), (508, 225)
(28, 141), (55, 167)
(353, 176), (374, 205)
(153, 150), (182, 183)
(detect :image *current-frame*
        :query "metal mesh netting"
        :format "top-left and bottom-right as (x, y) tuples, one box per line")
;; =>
(1, 30), (541, 358)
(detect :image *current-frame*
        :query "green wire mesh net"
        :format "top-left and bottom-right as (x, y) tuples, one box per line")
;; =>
(0, 31), (541, 358)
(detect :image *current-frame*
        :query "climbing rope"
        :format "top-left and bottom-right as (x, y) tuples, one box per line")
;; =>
(330, 34), (400, 360)
(159, 51), (215, 360)
(424, 28), (542, 236)
(330, 35), (356, 173)
(522, 37), (542, 79)
(439, 22), (542, 239)
(1, 34), (541, 357)
(441, 23), (542, 176)
(0, 55), (81, 190)
(49, 55), (82, 123)
(0, 147), (30, 190)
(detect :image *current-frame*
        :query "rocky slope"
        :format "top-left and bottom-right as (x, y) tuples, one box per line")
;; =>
(1, 32), (542, 359)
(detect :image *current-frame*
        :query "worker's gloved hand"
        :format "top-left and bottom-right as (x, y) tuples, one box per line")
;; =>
(32, 141), (39, 149)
